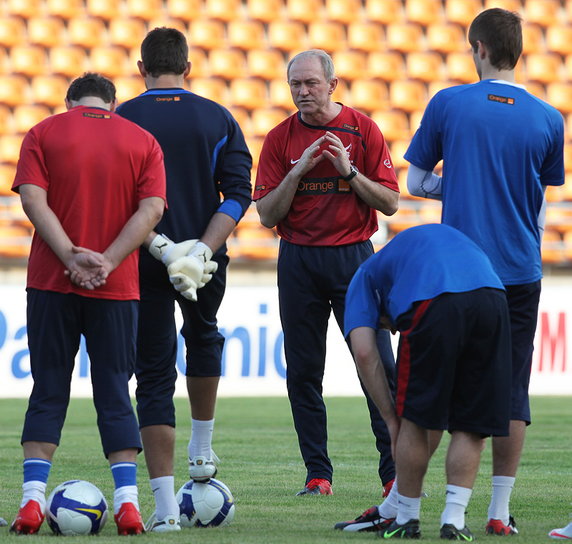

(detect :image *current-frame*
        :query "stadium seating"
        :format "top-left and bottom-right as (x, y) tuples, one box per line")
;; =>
(333, 51), (368, 81)
(46, 0), (84, 19)
(269, 79), (294, 110)
(30, 75), (68, 108)
(10, 46), (48, 78)
(12, 105), (51, 134)
(0, 75), (29, 108)
(389, 79), (427, 112)
(286, 0), (323, 24)
(165, 0), (203, 22)
(229, 78), (267, 110)
(0, 134), (24, 165)
(347, 22), (385, 53)
(405, 0), (444, 26)
(307, 21), (347, 52)
(267, 20), (307, 53)
(371, 109), (410, 142)
(0, 17), (27, 48)
(446, 52), (477, 83)
(367, 51), (407, 82)
(114, 76), (146, 104)
(526, 53), (563, 84)
(204, 0), (242, 21)
(227, 20), (266, 51)
(50, 46), (89, 78)
(189, 77), (228, 104)
(247, 0), (283, 23)
(522, 24), (545, 55)
(426, 22), (467, 53)
(364, 0), (405, 25)
(126, 0), (164, 21)
(546, 26), (572, 57)
(524, 0), (561, 28)
(68, 17), (108, 49)
(444, 0), (484, 28)
(27, 17), (67, 49)
(325, 0), (362, 24)
(188, 19), (226, 50)
(7, 0), (42, 19)
(406, 52), (445, 82)
(109, 18), (148, 49)
(86, 0), (122, 21)
(350, 79), (389, 112)
(90, 46), (129, 78)
(247, 49), (286, 80)
(386, 23), (424, 53)
(209, 48), (247, 80)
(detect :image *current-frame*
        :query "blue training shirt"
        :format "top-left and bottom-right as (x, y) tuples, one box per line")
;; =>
(344, 224), (504, 335)
(405, 80), (565, 285)
(117, 88), (252, 249)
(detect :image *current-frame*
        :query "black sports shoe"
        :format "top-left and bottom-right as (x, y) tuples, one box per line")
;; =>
(379, 519), (421, 539)
(334, 506), (394, 532)
(440, 524), (475, 541)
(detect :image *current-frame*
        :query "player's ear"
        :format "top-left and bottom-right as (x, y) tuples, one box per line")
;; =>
(109, 99), (118, 112)
(328, 77), (338, 95)
(137, 60), (147, 78)
(184, 61), (191, 78)
(64, 98), (73, 111)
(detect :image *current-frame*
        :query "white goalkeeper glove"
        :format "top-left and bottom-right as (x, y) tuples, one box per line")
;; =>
(148, 234), (198, 266)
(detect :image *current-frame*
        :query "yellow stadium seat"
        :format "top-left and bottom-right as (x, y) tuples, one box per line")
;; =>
(114, 76), (146, 104)
(365, 0), (404, 25)
(541, 229), (564, 264)
(209, 48), (247, 80)
(483, 0), (522, 11)
(247, 49), (286, 80)
(30, 75), (68, 108)
(386, 23), (424, 53)
(405, 0), (444, 26)
(165, 0), (203, 22)
(409, 109), (424, 134)
(419, 202), (442, 223)
(109, 18), (148, 50)
(325, 0), (362, 24)
(390, 80), (427, 113)
(251, 107), (289, 137)
(0, 75), (29, 107)
(147, 17), (187, 32)
(522, 24), (545, 55)
(204, 0), (242, 21)
(50, 46), (89, 78)
(388, 207), (420, 232)
(307, 21), (346, 53)
(233, 224), (279, 260)
(46, 0), (85, 19)
(0, 105), (11, 136)
(125, 0), (164, 21)
(428, 79), (453, 98)
(247, 0), (284, 23)
(445, 0), (484, 28)
(227, 106), (251, 132)
(371, 110), (410, 142)
(189, 77), (228, 103)
(426, 23), (467, 54)
(446, 52), (477, 83)
(86, 0), (122, 20)
(0, 224), (32, 258)
(0, 17), (27, 48)
(286, 0), (323, 24)
(68, 17), (108, 49)
(367, 51), (406, 81)
(13, 105), (51, 133)
(10, 45), (48, 78)
(524, 0), (561, 28)
(269, 79), (294, 110)
(565, 54), (572, 81)
(350, 79), (388, 113)
(547, 82), (572, 114)
(406, 52), (444, 82)
(227, 20), (266, 51)
(0, 47), (8, 75)
(7, 0), (42, 18)
(526, 53), (562, 84)
(188, 47), (210, 78)
(245, 136), (264, 168)
(27, 17), (66, 48)
(333, 51), (368, 81)
(546, 26), (572, 56)
(0, 164), (16, 196)
(0, 134), (25, 165)
(267, 20), (307, 53)
(89, 46), (129, 78)
(229, 78), (267, 110)
(523, 81), (544, 99)
(348, 22), (385, 53)
(188, 19), (226, 50)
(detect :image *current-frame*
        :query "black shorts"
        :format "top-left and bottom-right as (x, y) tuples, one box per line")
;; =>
(395, 288), (511, 437)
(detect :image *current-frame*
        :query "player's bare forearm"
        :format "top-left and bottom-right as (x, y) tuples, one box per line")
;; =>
(103, 196), (164, 272)
(350, 177), (399, 216)
(256, 173), (300, 228)
(199, 212), (237, 254)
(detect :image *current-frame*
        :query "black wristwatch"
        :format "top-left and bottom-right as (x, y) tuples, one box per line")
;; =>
(342, 165), (358, 181)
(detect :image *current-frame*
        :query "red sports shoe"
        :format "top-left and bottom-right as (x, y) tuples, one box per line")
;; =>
(296, 478), (333, 496)
(114, 502), (145, 535)
(485, 516), (518, 535)
(10, 500), (45, 534)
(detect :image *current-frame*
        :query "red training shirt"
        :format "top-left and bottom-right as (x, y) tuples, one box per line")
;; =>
(253, 104), (399, 246)
(12, 106), (166, 300)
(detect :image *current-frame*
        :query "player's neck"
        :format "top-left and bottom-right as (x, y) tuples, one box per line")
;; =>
(300, 102), (342, 126)
(480, 67), (515, 83)
(145, 74), (185, 90)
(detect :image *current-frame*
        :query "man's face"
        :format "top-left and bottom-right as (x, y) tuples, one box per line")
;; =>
(288, 56), (336, 118)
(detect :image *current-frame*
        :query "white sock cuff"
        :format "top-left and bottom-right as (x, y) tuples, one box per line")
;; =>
(191, 418), (214, 429)
(150, 476), (175, 490)
(445, 484), (472, 506)
(492, 475), (515, 488)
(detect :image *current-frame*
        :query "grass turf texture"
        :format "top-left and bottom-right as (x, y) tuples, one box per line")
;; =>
(0, 396), (570, 543)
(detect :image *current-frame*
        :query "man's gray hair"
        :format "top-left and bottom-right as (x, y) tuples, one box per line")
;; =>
(287, 49), (336, 81)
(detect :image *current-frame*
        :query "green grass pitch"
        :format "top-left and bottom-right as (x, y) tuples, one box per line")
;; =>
(0, 396), (570, 543)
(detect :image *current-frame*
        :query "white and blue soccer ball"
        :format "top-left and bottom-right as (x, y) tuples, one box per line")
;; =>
(45, 480), (108, 536)
(176, 478), (235, 528)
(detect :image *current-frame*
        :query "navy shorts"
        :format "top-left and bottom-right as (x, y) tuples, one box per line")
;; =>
(395, 288), (511, 437)
(22, 289), (142, 457)
(505, 281), (541, 424)
(135, 251), (227, 429)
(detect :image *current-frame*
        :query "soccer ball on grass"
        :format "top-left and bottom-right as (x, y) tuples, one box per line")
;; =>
(45, 480), (108, 536)
(176, 478), (235, 528)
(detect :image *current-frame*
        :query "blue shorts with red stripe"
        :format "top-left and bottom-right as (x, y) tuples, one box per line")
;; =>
(395, 288), (511, 437)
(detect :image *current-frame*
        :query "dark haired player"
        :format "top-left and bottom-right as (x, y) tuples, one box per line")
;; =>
(404, 8), (565, 535)
(10, 72), (166, 535)
(117, 27), (252, 532)
(254, 49), (400, 499)
(345, 223), (511, 540)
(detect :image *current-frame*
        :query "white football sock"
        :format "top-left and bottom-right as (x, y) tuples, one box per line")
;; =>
(487, 476), (515, 524)
(21, 481), (47, 509)
(441, 484), (472, 530)
(150, 476), (179, 520)
(113, 485), (138, 515)
(378, 479), (399, 520)
(395, 493), (421, 525)
(188, 419), (214, 459)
